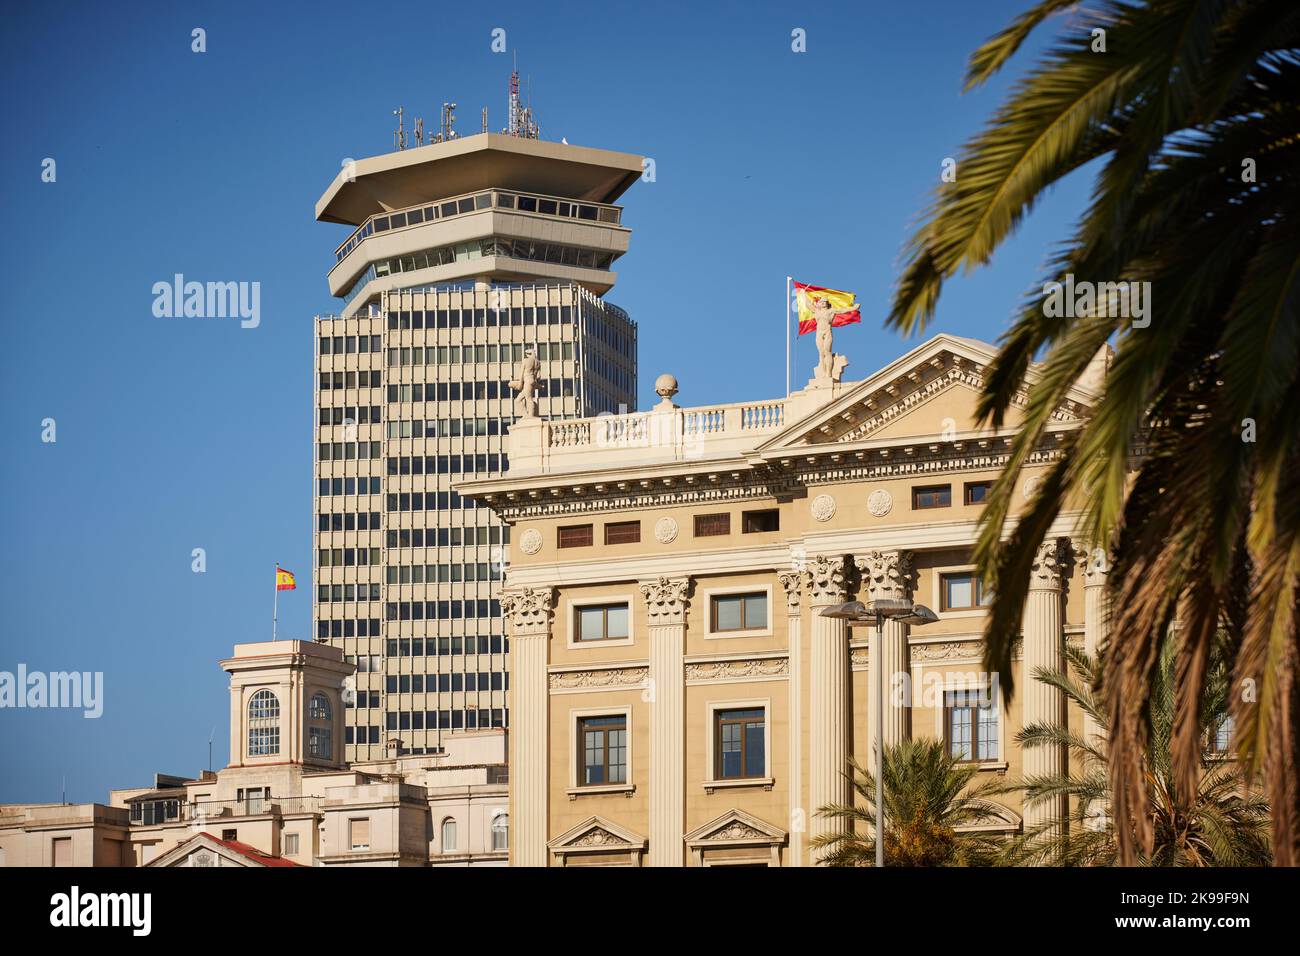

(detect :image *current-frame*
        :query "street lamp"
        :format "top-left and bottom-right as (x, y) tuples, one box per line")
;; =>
(820, 598), (939, 867)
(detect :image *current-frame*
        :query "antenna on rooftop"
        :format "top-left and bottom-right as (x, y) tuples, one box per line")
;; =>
(482, 106), (488, 133)
(392, 106), (406, 151)
(441, 102), (458, 141)
(414, 116), (424, 147)
(506, 65), (540, 139)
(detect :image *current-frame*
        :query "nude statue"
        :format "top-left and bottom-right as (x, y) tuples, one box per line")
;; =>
(510, 347), (541, 419)
(811, 296), (853, 384)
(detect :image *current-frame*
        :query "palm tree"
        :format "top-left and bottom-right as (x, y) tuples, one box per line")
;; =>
(812, 738), (1006, 866)
(885, 0), (1300, 863)
(1001, 644), (1271, 865)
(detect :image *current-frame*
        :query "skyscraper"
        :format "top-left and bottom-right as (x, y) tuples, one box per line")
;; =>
(313, 96), (641, 760)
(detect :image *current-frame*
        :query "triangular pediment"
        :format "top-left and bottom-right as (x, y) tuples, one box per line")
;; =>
(683, 808), (786, 847)
(759, 334), (1095, 452)
(548, 815), (647, 852)
(146, 832), (263, 868)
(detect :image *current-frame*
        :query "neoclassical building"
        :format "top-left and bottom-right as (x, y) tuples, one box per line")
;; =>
(460, 332), (1115, 866)
(0, 641), (509, 867)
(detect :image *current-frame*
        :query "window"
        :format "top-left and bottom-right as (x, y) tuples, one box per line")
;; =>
(711, 592), (768, 633)
(557, 524), (593, 549)
(579, 715), (627, 785)
(1210, 715), (1235, 754)
(309, 726), (332, 760)
(221, 829), (238, 842)
(247, 689), (280, 756)
(238, 787), (270, 814)
(576, 602), (629, 642)
(604, 521), (640, 545)
(742, 509), (779, 533)
(716, 708), (766, 779)
(694, 512), (731, 537)
(284, 833), (300, 855)
(349, 818), (370, 851)
(491, 815), (508, 851)
(912, 484), (952, 509)
(964, 481), (993, 505)
(945, 689), (999, 761)
(940, 572), (993, 611)
(309, 692), (331, 721)
(441, 818), (458, 853)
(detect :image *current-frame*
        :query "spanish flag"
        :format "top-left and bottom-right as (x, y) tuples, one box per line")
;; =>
(793, 280), (861, 335)
(276, 566), (296, 591)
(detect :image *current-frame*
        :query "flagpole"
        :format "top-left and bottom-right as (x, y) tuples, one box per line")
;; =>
(785, 276), (792, 397)
(272, 563), (279, 642)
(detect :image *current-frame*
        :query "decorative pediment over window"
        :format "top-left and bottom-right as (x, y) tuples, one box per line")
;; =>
(757, 334), (1093, 451)
(683, 809), (787, 867)
(955, 799), (1023, 835)
(548, 815), (648, 867)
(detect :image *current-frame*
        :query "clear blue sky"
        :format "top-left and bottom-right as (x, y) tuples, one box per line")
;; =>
(0, 0), (1093, 802)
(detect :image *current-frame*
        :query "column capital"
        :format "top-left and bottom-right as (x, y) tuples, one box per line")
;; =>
(639, 576), (692, 626)
(777, 570), (802, 612)
(801, 554), (848, 607)
(1074, 541), (1110, 585)
(853, 549), (914, 601)
(500, 587), (556, 637)
(1029, 538), (1069, 591)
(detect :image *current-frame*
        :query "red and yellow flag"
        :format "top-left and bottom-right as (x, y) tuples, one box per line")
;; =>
(276, 566), (296, 591)
(794, 280), (861, 335)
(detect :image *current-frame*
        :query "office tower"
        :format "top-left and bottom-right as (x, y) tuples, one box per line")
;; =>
(313, 104), (642, 760)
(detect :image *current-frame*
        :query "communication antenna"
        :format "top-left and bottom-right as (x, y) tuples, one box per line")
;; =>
(482, 106), (488, 133)
(442, 102), (458, 141)
(414, 116), (424, 146)
(207, 726), (216, 772)
(392, 106), (406, 150)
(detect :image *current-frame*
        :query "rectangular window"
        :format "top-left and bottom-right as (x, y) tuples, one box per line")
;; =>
(557, 524), (593, 549)
(579, 715), (627, 786)
(349, 818), (371, 851)
(945, 689), (999, 761)
(964, 481), (993, 505)
(715, 708), (766, 779)
(576, 602), (629, 642)
(940, 572), (993, 611)
(284, 833), (300, 855)
(711, 592), (768, 633)
(603, 521), (640, 545)
(912, 484), (952, 509)
(741, 509), (779, 533)
(694, 512), (731, 537)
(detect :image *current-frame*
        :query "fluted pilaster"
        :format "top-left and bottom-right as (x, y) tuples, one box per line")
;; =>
(778, 568), (804, 866)
(1023, 539), (1067, 840)
(803, 554), (849, 860)
(639, 575), (691, 867)
(1078, 542), (1110, 829)
(500, 587), (555, 867)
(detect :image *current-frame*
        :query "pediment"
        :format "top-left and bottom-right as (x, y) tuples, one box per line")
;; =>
(683, 808), (787, 847)
(147, 833), (260, 868)
(955, 799), (1023, 834)
(759, 334), (1094, 452)
(548, 815), (647, 852)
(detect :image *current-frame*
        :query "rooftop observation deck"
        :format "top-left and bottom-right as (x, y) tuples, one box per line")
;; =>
(316, 133), (645, 226)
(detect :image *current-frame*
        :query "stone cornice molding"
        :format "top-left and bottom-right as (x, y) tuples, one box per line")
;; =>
(801, 554), (847, 607)
(639, 576), (692, 626)
(499, 587), (556, 636)
(854, 549), (914, 601)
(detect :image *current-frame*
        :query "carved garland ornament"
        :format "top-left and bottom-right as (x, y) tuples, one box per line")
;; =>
(550, 667), (648, 690)
(685, 658), (789, 682)
(639, 576), (691, 626)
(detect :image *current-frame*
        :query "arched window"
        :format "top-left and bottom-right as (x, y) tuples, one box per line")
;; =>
(491, 814), (508, 851)
(247, 689), (280, 756)
(309, 692), (331, 721)
(441, 818), (458, 853)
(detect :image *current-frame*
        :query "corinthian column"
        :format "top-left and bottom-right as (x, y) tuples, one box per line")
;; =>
(500, 587), (555, 867)
(855, 549), (914, 773)
(803, 554), (849, 859)
(1023, 539), (1067, 839)
(639, 575), (691, 867)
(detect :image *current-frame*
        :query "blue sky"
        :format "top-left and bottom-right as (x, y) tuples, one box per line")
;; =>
(0, 0), (1094, 802)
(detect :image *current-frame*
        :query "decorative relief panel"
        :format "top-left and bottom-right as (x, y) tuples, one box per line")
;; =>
(867, 489), (893, 517)
(518, 528), (543, 555)
(685, 657), (789, 683)
(653, 516), (679, 544)
(811, 493), (837, 522)
(549, 667), (649, 691)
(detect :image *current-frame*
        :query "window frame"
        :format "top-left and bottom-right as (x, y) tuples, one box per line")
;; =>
(567, 596), (634, 648)
(963, 480), (993, 505)
(943, 686), (1002, 764)
(931, 564), (995, 619)
(693, 512), (732, 538)
(911, 483), (952, 510)
(703, 698), (774, 791)
(568, 705), (634, 796)
(557, 523), (594, 549)
(741, 509), (780, 534)
(703, 584), (774, 640)
(603, 520), (641, 545)
(938, 570), (993, 612)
